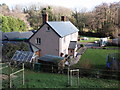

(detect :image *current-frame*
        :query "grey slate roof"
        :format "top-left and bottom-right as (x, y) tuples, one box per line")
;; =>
(4, 32), (22, 40)
(2, 33), (7, 40)
(47, 21), (79, 37)
(3, 31), (33, 40)
(68, 41), (77, 49)
(20, 31), (33, 39)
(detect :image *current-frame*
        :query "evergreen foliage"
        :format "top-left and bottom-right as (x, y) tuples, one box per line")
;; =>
(2, 42), (29, 61)
(1, 15), (27, 32)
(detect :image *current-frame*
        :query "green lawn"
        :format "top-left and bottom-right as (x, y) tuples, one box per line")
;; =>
(105, 46), (120, 48)
(19, 70), (119, 88)
(79, 36), (100, 43)
(73, 48), (119, 69)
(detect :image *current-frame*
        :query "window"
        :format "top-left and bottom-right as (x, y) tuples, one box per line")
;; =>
(47, 27), (50, 30)
(46, 26), (50, 32)
(35, 38), (41, 44)
(71, 50), (73, 53)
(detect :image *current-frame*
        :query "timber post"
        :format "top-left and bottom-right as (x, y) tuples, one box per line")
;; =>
(23, 63), (25, 85)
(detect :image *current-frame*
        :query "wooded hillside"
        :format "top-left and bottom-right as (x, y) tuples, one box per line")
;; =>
(0, 2), (120, 38)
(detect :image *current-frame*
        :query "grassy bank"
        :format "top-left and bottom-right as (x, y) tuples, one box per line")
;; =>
(20, 70), (119, 88)
(2, 67), (119, 88)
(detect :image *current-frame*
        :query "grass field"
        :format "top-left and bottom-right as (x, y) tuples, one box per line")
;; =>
(1, 65), (119, 88)
(73, 48), (119, 69)
(105, 46), (120, 48)
(20, 70), (119, 88)
(79, 36), (100, 43)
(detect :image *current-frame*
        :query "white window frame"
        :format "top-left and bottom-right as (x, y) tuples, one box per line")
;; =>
(35, 38), (41, 45)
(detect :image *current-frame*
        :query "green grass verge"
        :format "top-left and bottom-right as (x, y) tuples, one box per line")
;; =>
(19, 70), (119, 88)
(73, 49), (119, 69)
(2, 68), (119, 88)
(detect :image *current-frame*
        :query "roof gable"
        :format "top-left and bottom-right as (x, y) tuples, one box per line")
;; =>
(47, 21), (79, 37)
(29, 21), (79, 40)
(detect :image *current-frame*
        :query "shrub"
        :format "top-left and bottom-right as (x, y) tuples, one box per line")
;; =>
(80, 44), (84, 47)
(1, 15), (27, 32)
(2, 42), (29, 62)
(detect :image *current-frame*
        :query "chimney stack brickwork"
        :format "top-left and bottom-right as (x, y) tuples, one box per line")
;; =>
(42, 14), (67, 23)
(42, 13), (48, 23)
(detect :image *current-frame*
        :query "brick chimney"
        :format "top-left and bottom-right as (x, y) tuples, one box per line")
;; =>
(61, 16), (66, 21)
(42, 13), (48, 23)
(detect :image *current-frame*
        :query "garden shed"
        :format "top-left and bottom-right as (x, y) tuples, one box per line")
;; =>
(38, 55), (65, 72)
(38, 55), (64, 64)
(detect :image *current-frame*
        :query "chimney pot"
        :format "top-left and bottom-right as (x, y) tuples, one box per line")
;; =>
(61, 16), (66, 21)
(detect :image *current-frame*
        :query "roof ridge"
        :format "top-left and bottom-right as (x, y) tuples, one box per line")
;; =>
(47, 21), (70, 22)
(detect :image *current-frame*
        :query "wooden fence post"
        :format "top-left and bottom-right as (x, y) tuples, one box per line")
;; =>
(23, 63), (25, 85)
(77, 69), (79, 86)
(9, 63), (12, 88)
(70, 70), (72, 86)
(68, 67), (69, 85)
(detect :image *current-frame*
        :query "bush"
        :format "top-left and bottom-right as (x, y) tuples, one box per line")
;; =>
(2, 42), (29, 62)
(80, 44), (84, 47)
(1, 15), (27, 32)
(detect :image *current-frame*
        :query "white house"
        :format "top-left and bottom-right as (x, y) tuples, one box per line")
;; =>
(112, 37), (120, 46)
(29, 14), (79, 57)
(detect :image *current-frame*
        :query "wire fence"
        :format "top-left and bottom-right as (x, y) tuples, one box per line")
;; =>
(25, 63), (119, 88)
(32, 63), (120, 80)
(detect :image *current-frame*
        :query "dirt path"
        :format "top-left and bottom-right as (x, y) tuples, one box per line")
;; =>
(70, 47), (87, 66)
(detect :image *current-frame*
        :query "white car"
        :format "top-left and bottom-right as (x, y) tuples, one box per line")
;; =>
(83, 37), (89, 40)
